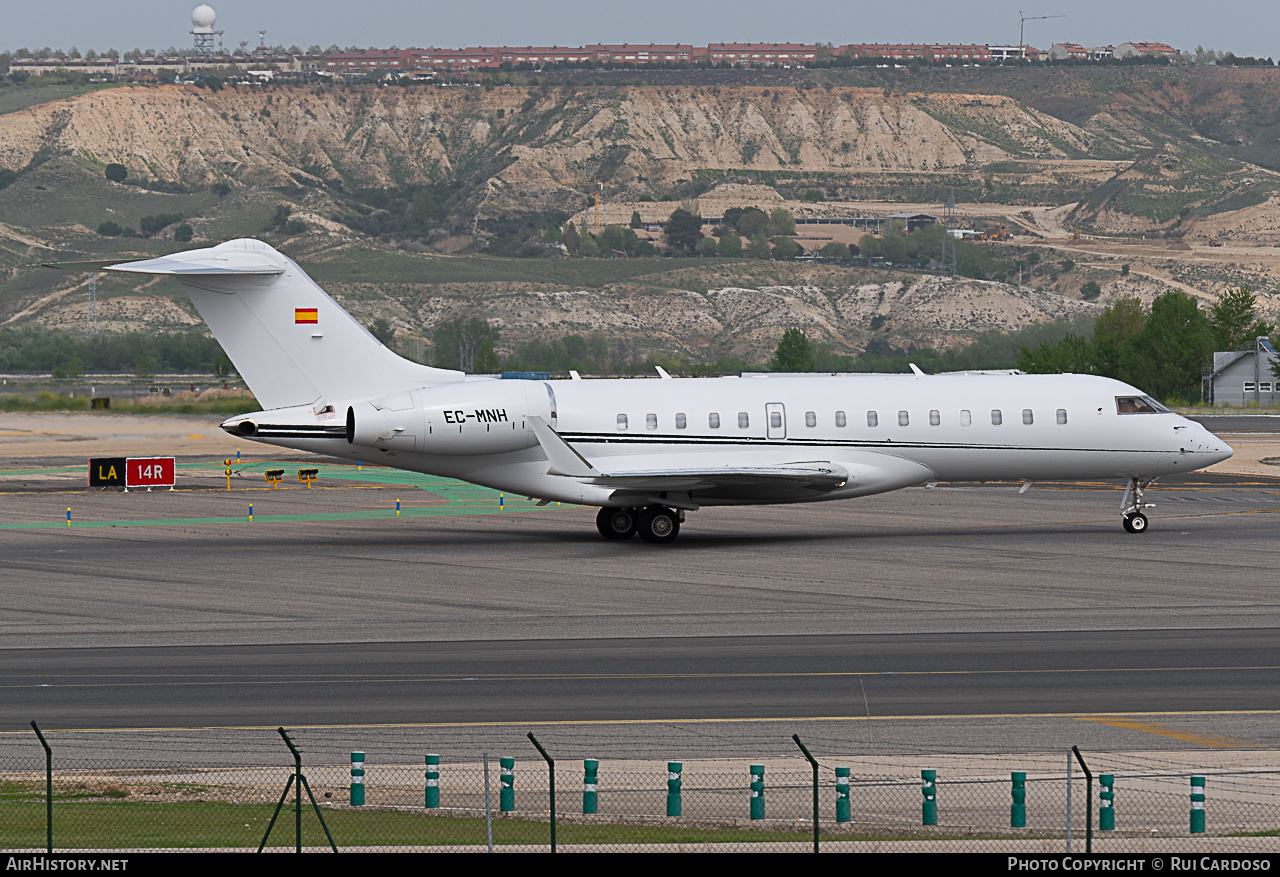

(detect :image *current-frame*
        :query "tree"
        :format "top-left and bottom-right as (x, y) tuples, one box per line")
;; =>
(1080, 281), (1102, 301)
(367, 318), (395, 346)
(173, 223), (193, 243)
(104, 163), (127, 183)
(432, 317), (500, 371)
(769, 207), (796, 236)
(1210, 285), (1272, 350)
(1120, 291), (1214, 401)
(629, 210), (642, 229)
(770, 328), (815, 372)
(663, 208), (703, 254)
(746, 232), (772, 260)
(96, 221), (121, 236)
(771, 236), (798, 261)
(716, 232), (743, 257)
(820, 242), (851, 263)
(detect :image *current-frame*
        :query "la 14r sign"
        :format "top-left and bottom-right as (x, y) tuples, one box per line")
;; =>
(88, 457), (175, 489)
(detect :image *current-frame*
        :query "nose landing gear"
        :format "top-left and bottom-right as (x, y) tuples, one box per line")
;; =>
(1121, 477), (1155, 534)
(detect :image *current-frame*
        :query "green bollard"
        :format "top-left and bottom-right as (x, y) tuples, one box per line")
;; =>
(500, 757), (515, 812)
(1190, 776), (1206, 833)
(922, 769), (938, 825)
(350, 752), (365, 806)
(666, 762), (682, 817)
(424, 754), (439, 809)
(1011, 771), (1026, 828)
(1100, 774), (1115, 831)
(835, 767), (851, 823)
(584, 759), (598, 814)
(749, 764), (765, 820)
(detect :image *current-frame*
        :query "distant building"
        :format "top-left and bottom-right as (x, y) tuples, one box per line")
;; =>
(704, 43), (817, 66)
(1202, 338), (1279, 406)
(1113, 42), (1178, 60)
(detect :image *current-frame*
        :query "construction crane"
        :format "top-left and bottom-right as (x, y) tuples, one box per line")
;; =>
(556, 178), (614, 234)
(1019, 11), (1065, 59)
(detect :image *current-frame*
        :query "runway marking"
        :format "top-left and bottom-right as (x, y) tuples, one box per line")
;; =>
(4, 665), (1277, 688)
(1074, 717), (1267, 749)
(7, 709), (1280, 735)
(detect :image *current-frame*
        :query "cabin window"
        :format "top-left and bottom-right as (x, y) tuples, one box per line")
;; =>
(1057, 409), (1068, 425)
(1116, 395), (1170, 414)
(675, 413), (687, 429)
(898, 410), (909, 427)
(960, 409), (972, 426)
(1263, 383), (1274, 393)
(991, 409), (1003, 426)
(1022, 409), (1034, 425)
(805, 411), (817, 428)
(1244, 382), (1258, 393)
(835, 411), (847, 427)
(929, 409), (940, 426)
(738, 412), (750, 429)
(709, 413), (721, 429)
(616, 414), (628, 430)
(866, 410), (878, 427)
(646, 413), (657, 430)
(770, 411), (783, 429)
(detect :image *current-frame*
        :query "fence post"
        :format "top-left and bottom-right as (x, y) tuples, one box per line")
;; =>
(792, 734), (820, 853)
(500, 756), (515, 812)
(1011, 771), (1026, 827)
(527, 734), (556, 853)
(583, 759), (598, 814)
(1190, 776), (1206, 833)
(30, 722), (51, 854)
(350, 751), (365, 806)
(749, 764), (765, 820)
(921, 769), (937, 825)
(1099, 774), (1114, 830)
(256, 728), (338, 853)
(425, 754), (440, 808)
(666, 762), (683, 817)
(835, 767), (851, 823)
(1071, 746), (1093, 854)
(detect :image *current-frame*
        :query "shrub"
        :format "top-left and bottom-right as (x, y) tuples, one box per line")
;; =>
(104, 163), (127, 183)
(96, 220), (122, 236)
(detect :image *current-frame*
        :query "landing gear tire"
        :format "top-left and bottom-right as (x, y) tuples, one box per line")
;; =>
(596, 507), (637, 540)
(637, 505), (680, 544)
(1122, 512), (1148, 534)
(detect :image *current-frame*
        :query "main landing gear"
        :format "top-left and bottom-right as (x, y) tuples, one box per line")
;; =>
(595, 505), (681, 544)
(1121, 477), (1155, 534)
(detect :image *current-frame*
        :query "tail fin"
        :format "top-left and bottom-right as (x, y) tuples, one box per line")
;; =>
(93, 239), (461, 410)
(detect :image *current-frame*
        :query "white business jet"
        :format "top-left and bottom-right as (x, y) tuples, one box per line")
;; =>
(52, 239), (1233, 543)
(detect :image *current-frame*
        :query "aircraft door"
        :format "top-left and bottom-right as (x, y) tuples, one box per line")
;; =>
(766, 402), (786, 439)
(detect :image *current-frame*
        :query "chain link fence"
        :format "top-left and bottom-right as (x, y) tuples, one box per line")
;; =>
(2, 727), (1277, 852)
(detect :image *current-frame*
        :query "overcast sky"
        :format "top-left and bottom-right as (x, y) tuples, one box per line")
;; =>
(7, 1), (1277, 59)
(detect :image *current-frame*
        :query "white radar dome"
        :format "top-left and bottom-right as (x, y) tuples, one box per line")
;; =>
(191, 5), (216, 29)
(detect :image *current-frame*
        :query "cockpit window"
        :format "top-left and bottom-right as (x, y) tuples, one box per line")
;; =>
(1116, 396), (1170, 415)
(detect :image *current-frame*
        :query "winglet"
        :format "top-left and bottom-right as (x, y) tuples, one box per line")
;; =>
(527, 415), (596, 477)
(655, 366), (673, 379)
(909, 363), (926, 376)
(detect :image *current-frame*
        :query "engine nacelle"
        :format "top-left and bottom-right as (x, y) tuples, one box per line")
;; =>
(346, 381), (549, 456)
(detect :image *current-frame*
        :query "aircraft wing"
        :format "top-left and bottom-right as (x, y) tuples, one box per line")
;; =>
(527, 415), (848, 501)
(584, 463), (848, 493)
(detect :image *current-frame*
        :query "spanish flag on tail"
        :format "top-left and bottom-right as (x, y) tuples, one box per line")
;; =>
(295, 308), (318, 324)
